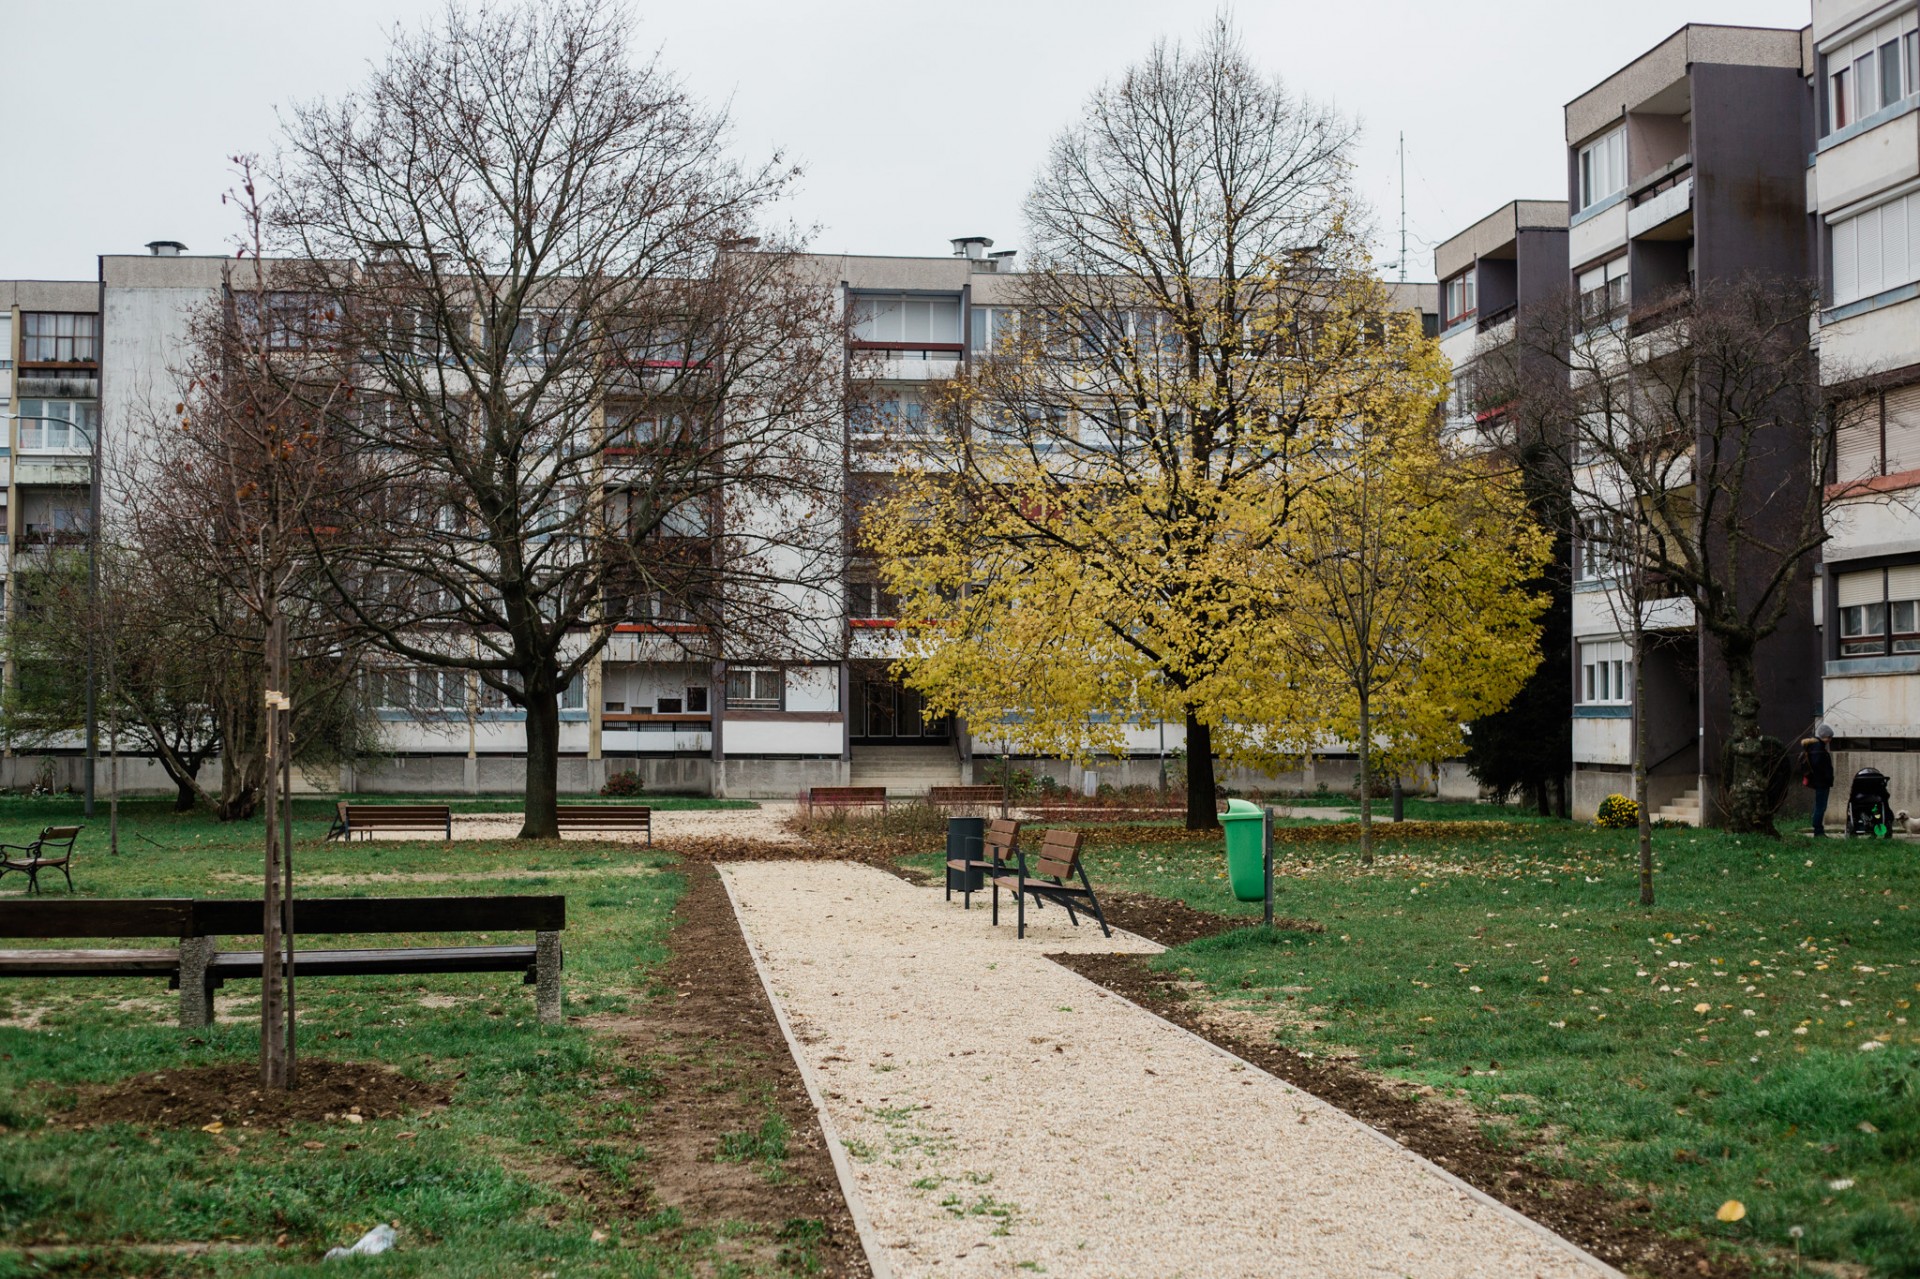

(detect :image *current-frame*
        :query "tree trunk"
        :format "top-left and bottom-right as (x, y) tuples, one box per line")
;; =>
(1632, 633), (1654, 907)
(1553, 775), (1569, 820)
(1184, 709), (1218, 830)
(1532, 777), (1550, 818)
(1721, 637), (1778, 836)
(175, 776), (199, 812)
(520, 675), (561, 839)
(1357, 692), (1374, 867)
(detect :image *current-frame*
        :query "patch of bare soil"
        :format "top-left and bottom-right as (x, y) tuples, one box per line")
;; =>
(1050, 952), (1752, 1279)
(590, 858), (870, 1277)
(62, 1059), (449, 1129)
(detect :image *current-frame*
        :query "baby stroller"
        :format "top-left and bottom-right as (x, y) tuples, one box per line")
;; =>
(1846, 767), (1895, 839)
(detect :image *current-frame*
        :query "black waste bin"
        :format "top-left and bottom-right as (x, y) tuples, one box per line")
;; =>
(946, 816), (986, 895)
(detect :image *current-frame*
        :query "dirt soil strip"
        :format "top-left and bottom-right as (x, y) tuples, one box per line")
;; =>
(720, 859), (1618, 1279)
(1051, 952), (1754, 1279)
(589, 860), (872, 1277)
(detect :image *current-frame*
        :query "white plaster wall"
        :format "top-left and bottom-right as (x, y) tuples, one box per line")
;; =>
(1816, 111), (1919, 216)
(1823, 672), (1920, 736)
(1573, 716), (1634, 765)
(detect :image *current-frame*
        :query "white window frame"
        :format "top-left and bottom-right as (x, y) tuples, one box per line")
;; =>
(1577, 127), (1626, 212)
(1578, 640), (1633, 706)
(727, 666), (783, 710)
(1443, 270), (1476, 327)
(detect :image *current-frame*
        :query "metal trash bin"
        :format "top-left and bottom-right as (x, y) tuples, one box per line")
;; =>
(1220, 798), (1267, 902)
(946, 816), (987, 895)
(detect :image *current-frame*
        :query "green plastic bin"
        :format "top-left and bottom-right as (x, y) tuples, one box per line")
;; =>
(1220, 798), (1267, 902)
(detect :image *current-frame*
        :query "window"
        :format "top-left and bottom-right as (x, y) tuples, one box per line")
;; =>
(850, 294), (962, 345)
(1577, 127), (1626, 212)
(847, 581), (899, 619)
(16, 399), (97, 452)
(235, 292), (338, 350)
(1828, 191), (1920, 306)
(1579, 640), (1633, 705)
(1834, 385), (1920, 480)
(0, 315), (11, 369)
(850, 394), (928, 436)
(1836, 565), (1920, 656)
(686, 685), (709, 713)
(560, 673), (586, 711)
(20, 313), (99, 364)
(727, 666), (782, 709)
(372, 667), (464, 712)
(1826, 10), (1920, 133)
(969, 306), (1015, 354)
(1578, 258), (1630, 330)
(607, 407), (691, 450)
(1442, 270), (1476, 327)
(505, 310), (575, 362)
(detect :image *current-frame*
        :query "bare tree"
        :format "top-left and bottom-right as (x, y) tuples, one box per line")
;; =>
(262, 0), (845, 836)
(1488, 277), (1846, 836)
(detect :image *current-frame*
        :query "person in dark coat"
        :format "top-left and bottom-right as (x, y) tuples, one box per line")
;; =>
(1802, 723), (1836, 837)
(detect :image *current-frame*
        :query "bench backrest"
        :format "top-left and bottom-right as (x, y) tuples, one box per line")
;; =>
(1029, 829), (1084, 880)
(189, 895), (565, 936)
(809, 787), (886, 803)
(555, 806), (650, 824)
(928, 786), (1002, 802)
(342, 805), (452, 822)
(0, 898), (194, 940)
(984, 818), (1019, 862)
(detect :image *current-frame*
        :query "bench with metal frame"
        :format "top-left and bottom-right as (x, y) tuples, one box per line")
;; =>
(328, 803), (454, 842)
(947, 817), (1018, 910)
(0, 824), (83, 895)
(805, 786), (888, 816)
(0, 895), (566, 1027)
(990, 827), (1111, 940)
(554, 805), (651, 844)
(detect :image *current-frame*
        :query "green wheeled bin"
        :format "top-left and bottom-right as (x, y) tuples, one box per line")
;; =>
(1220, 798), (1267, 902)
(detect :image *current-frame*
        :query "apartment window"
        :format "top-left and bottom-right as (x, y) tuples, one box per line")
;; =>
(1837, 565), (1920, 656)
(850, 294), (961, 345)
(1826, 10), (1920, 132)
(16, 399), (97, 452)
(1829, 190), (1920, 306)
(1442, 270), (1476, 327)
(1578, 258), (1630, 330)
(1834, 385), (1920, 480)
(686, 686), (709, 713)
(847, 581), (899, 619)
(727, 666), (782, 709)
(0, 315), (11, 369)
(1576, 513), (1625, 581)
(607, 407), (690, 450)
(560, 672), (586, 711)
(850, 394), (928, 436)
(235, 292), (338, 350)
(1579, 640), (1633, 705)
(1577, 127), (1626, 212)
(505, 310), (574, 362)
(969, 305), (1015, 354)
(21, 313), (99, 364)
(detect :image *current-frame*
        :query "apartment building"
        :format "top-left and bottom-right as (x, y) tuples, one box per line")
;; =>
(1434, 200), (1570, 440)
(1563, 24), (1820, 822)
(1811, 0), (1920, 801)
(1, 237), (1447, 799)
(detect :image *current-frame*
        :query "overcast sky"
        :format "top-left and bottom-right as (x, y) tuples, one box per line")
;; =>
(0, 0), (1814, 282)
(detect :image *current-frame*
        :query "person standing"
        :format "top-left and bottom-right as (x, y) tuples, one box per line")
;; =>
(1802, 724), (1836, 837)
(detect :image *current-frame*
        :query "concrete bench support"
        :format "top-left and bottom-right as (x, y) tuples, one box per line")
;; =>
(178, 935), (215, 1029)
(535, 930), (563, 1026)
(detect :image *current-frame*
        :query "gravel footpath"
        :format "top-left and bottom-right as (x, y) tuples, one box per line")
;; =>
(443, 802), (802, 845)
(721, 860), (1618, 1279)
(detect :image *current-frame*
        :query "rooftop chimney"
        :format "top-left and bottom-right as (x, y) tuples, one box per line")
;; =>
(951, 235), (993, 261)
(146, 240), (187, 257)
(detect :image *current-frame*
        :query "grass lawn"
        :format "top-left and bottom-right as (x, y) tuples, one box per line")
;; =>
(1053, 817), (1920, 1276)
(0, 795), (816, 1278)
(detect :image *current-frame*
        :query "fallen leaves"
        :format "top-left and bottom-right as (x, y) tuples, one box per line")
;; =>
(1716, 1200), (1746, 1223)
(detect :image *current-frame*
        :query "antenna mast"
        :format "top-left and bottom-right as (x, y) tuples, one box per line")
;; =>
(1398, 132), (1408, 283)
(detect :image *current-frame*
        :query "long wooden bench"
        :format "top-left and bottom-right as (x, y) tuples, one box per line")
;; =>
(328, 803), (454, 841)
(805, 786), (887, 816)
(0, 895), (566, 1027)
(554, 805), (651, 844)
(927, 785), (1006, 813)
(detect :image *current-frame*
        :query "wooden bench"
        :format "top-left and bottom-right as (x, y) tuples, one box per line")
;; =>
(0, 895), (566, 1027)
(946, 817), (1018, 910)
(554, 805), (651, 844)
(0, 824), (83, 894)
(927, 785), (1006, 814)
(805, 786), (888, 816)
(990, 828), (1111, 940)
(328, 803), (453, 841)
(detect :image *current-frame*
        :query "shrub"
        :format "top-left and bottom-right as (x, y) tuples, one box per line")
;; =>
(1595, 793), (1639, 829)
(600, 770), (644, 798)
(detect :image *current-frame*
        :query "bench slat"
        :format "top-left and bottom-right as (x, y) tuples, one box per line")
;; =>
(0, 948), (180, 975)
(189, 895), (565, 937)
(207, 945), (538, 980)
(0, 900), (195, 940)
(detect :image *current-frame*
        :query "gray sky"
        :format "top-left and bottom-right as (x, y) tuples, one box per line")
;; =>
(0, 0), (1814, 282)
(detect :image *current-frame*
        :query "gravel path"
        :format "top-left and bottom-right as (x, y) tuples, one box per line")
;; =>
(721, 860), (1618, 1279)
(439, 802), (802, 845)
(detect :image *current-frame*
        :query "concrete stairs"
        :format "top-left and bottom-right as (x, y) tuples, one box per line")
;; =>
(848, 744), (963, 797)
(1653, 788), (1702, 827)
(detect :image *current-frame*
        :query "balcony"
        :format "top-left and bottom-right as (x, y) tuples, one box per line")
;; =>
(1627, 164), (1692, 242)
(600, 713), (712, 754)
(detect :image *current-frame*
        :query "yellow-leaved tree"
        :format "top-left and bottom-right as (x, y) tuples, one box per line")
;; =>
(1275, 410), (1550, 863)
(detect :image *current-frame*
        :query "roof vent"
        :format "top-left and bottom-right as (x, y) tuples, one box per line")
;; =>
(951, 236), (993, 260)
(146, 240), (187, 257)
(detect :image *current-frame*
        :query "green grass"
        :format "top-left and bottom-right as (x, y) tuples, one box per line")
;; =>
(0, 796), (802, 1277)
(1065, 816), (1920, 1276)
